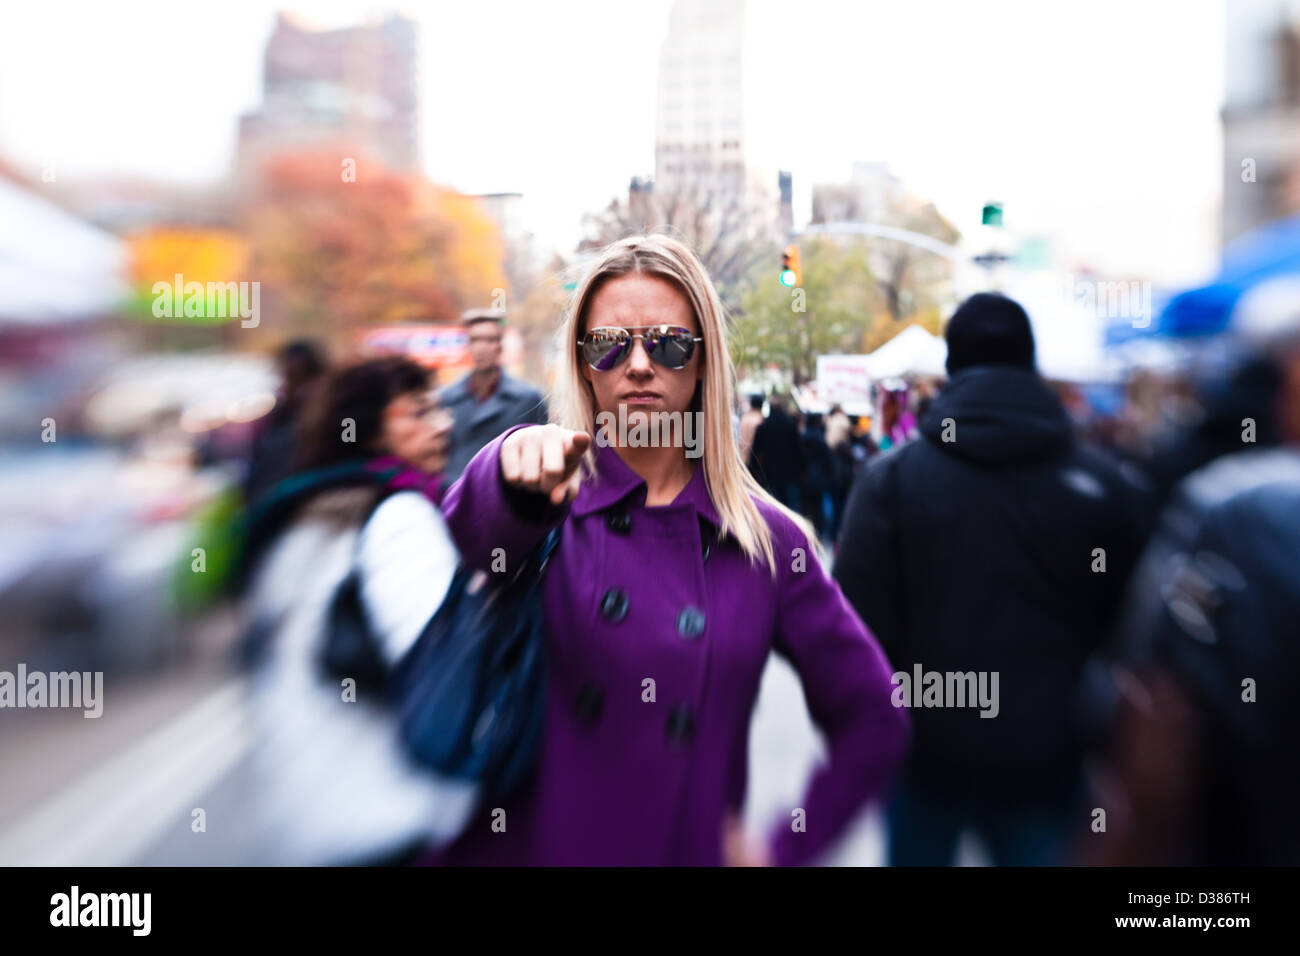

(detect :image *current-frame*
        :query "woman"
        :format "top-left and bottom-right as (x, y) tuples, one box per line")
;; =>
(239, 356), (473, 865)
(429, 235), (909, 866)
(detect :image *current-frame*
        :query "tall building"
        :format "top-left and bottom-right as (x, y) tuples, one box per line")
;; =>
(652, 0), (782, 237)
(236, 12), (419, 182)
(475, 192), (535, 296)
(1222, 0), (1300, 241)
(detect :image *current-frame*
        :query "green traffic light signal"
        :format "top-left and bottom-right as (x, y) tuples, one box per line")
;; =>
(779, 269), (797, 287)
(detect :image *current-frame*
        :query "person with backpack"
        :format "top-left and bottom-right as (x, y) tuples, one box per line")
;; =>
(422, 234), (909, 866)
(237, 356), (471, 865)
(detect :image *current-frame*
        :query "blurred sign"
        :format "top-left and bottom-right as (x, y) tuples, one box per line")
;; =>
(357, 325), (525, 380)
(359, 325), (468, 367)
(815, 354), (873, 409)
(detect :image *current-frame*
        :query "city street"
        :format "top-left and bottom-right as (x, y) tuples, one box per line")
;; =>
(0, 638), (895, 866)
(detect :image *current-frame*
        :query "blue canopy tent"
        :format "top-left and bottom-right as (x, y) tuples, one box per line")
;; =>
(1156, 214), (1300, 338)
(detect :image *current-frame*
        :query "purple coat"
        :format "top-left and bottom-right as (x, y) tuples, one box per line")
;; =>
(426, 424), (909, 865)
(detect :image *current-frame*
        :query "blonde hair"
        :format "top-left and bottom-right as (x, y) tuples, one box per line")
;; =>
(551, 234), (822, 577)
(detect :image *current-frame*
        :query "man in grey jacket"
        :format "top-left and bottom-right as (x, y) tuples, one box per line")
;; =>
(439, 310), (548, 483)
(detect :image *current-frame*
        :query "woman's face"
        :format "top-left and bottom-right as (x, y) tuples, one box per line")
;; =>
(381, 390), (450, 472)
(580, 273), (704, 424)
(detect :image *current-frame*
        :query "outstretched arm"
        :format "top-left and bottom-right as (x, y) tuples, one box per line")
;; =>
(439, 423), (589, 572)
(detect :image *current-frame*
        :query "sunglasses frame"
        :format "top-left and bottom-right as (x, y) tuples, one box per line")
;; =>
(578, 325), (704, 371)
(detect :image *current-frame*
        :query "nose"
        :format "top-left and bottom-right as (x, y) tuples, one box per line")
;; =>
(624, 335), (654, 376)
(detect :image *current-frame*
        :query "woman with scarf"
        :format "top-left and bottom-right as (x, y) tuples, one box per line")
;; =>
(237, 355), (472, 865)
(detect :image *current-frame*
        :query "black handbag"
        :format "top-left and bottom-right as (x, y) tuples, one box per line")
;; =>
(391, 526), (561, 808)
(320, 566), (391, 694)
(318, 493), (394, 695)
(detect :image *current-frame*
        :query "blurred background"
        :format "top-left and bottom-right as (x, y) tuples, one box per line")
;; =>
(1, 0), (1297, 866)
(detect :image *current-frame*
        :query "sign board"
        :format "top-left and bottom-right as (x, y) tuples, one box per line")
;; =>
(815, 354), (874, 412)
(357, 325), (524, 381)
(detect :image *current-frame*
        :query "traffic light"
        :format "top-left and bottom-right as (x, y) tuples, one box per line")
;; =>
(981, 202), (1003, 227)
(779, 245), (801, 287)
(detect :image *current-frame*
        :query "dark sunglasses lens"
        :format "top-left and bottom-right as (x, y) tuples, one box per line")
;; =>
(648, 329), (695, 369)
(583, 330), (631, 370)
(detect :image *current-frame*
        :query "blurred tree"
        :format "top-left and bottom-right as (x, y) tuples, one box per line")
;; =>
(870, 197), (960, 321)
(579, 181), (780, 306)
(507, 258), (572, 388)
(247, 151), (506, 348)
(860, 306), (945, 354)
(732, 238), (876, 385)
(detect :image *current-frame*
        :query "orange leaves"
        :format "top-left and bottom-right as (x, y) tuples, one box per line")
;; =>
(246, 148), (507, 338)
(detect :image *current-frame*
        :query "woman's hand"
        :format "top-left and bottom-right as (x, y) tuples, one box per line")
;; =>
(722, 812), (773, 867)
(500, 424), (591, 506)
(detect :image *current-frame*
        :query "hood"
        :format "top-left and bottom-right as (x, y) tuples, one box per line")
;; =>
(920, 366), (1071, 466)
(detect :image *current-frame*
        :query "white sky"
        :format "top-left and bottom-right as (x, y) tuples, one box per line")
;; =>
(0, 0), (1224, 284)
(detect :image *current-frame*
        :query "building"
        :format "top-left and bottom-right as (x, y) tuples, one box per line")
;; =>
(652, 0), (783, 240)
(1222, 0), (1300, 241)
(235, 12), (419, 183)
(811, 162), (905, 226)
(475, 192), (536, 296)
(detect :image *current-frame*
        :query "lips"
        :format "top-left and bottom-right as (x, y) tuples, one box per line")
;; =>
(621, 392), (661, 402)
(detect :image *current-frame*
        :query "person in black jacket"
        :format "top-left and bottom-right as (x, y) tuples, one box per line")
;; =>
(747, 394), (805, 510)
(799, 413), (835, 540)
(243, 340), (327, 505)
(1085, 319), (1300, 867)
(832, 293), (1150, 866)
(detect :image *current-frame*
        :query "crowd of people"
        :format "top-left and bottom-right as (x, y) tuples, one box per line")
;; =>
(222, 234), (1299, 866)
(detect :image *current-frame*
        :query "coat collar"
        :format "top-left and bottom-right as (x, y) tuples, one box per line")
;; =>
(571, 439), (722, 529)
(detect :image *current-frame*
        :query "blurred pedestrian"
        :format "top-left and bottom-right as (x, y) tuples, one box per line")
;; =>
(1087, 307), (1300, 865)
(424, 234), (908, 866)
(825, 403), (852, 452)
(439, 309), (548, 483)
(243, 339), (327, 505)
(833, 292), (1150, 867)
(738, 393), (765, 465)
(873, 383), (918, 452)
(1140, 354), (1285, 509)
(748, 393), (805, 510)
(825, 404), (854, 543)
(237, 356), (471, 865)
(799, 412), (834, 541)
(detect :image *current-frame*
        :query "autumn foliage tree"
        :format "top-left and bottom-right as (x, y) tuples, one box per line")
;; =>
(246, 150), (506, 347)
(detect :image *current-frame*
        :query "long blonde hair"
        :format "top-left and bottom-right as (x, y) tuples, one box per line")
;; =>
(551, 234), (821, 578)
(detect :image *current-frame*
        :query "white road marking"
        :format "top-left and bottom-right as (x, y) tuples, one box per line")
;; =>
(0, 680), (251, 866)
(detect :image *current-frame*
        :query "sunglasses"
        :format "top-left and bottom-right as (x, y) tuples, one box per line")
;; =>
(579, 325), (703, 371)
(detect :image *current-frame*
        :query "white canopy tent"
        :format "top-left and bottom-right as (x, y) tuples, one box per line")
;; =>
(861, 325), (948, 380)
(0, 173), (128, 323)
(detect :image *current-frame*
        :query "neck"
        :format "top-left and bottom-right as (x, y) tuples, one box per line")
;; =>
(471, 366), (499, 391)
(614, 444), (695, 507)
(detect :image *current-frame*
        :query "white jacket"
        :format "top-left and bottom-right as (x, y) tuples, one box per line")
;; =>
(243, 488), (476, 865)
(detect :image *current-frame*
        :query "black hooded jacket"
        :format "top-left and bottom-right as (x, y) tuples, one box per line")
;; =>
(833, 366), (1151, 791)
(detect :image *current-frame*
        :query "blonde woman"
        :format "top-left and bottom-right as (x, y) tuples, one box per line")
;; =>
(426, 235), (908, 866)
